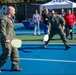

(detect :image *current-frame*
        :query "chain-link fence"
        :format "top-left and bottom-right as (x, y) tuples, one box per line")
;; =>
(0, 3), (39, 22)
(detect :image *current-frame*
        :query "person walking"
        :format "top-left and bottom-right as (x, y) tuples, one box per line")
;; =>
(0, 6), (22, 72)
(44, 10), (71, 50)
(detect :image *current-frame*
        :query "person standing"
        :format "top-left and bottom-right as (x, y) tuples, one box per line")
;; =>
(44, 10), (71, 50)
(0, 6), (22, 72)
(41, 7), (50, 34)
(33, 10), (40, 35)
(64, 9), (76, 40)
(60, 9), (66, 17)
(60, 9), (66, 35)
(41, 6), (47, 23)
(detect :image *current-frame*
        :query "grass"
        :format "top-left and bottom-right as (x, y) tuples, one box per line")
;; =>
(16, 34), (76, 44)
(15, 23), (76, 44)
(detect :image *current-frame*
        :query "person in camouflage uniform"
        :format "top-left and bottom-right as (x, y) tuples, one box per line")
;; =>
(44, 10), (71, 50)
(0, 6), (22, 72)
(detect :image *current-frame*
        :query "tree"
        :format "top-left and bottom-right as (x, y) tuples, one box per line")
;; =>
(0, 0), (24, 3)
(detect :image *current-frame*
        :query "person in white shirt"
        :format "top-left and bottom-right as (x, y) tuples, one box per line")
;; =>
(60, 9), (66, 17)
(33, 10), (40, 35)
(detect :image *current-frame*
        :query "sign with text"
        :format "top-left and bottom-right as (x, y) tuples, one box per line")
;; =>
(52, 0), (68, 2)
(0, 5), (7, 19)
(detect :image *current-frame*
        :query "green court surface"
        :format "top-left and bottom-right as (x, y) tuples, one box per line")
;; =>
(15, 23), (76, 44)
(16, 34), (76, 44)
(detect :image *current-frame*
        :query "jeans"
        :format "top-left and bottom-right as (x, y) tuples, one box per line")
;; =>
(34, 22), (40, 35)
(43, 24), (48, 34)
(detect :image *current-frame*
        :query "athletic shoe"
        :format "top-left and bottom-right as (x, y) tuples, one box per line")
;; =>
(0, 70), (1, 73)
(43, 45), (47, 48)
(11, 68), (22, 71)
(65, 45), (71, 50)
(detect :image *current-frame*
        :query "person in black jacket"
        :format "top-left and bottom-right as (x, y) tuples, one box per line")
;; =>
(41, 7), (50, 34)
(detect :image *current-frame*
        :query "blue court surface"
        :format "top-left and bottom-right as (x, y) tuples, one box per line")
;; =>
(0, 23), (76, 75)
(0, 44), (76, 75)
(14, 23), (76, 35)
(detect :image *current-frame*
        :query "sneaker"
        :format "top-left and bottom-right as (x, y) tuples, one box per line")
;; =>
(34, 33), (36, 36)
(43, 45), (47, 48)
(11, 68), (22, 71)
(65, 45), (71, 50)
(71, 37), (74, 40)
(38, 34), (40, 36)
(0, 70), (1, 73)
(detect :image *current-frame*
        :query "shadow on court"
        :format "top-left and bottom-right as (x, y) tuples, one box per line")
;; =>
(19, 45), (65, 52)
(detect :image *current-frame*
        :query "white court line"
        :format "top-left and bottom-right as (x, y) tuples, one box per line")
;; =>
(20, 58), (76, 63)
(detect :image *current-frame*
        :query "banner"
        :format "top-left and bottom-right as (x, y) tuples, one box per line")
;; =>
(52, 0), (68, 2)
(0, 5), (7, 19)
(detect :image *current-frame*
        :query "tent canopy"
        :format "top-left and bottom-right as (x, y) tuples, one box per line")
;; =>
(40, 0), (76, 10)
